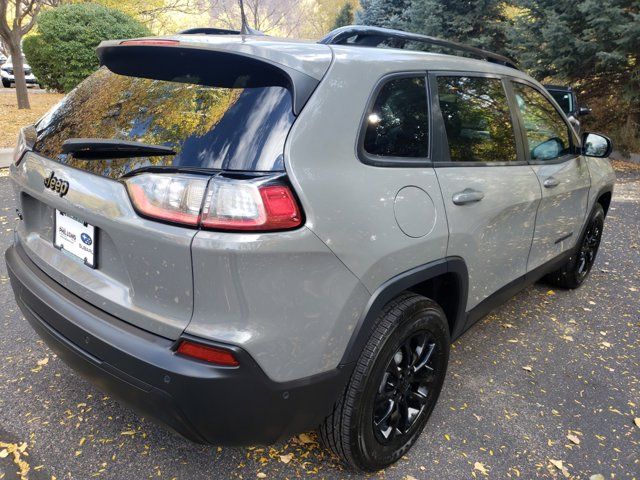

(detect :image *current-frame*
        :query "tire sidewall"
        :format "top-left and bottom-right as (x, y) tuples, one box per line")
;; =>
(572, 204), (605, 286)
(349, 301), (450, 471)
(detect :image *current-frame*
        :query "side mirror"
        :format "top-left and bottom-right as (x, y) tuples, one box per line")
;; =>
(532, 137), (564, 160)
(582, 132), (612, 158)
(577, 106), (591, 116)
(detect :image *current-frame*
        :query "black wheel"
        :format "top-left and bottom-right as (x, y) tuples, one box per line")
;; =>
(1, 79), (10, 88)
(320, 293), (450, 471)
(545, 203), (605, 289)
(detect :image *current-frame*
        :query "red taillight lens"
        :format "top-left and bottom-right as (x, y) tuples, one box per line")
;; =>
(120, 39), (180, 47)
(176, 340), (239, 366)
(201, 178), (302, 231)
(124, 174), (302, 231)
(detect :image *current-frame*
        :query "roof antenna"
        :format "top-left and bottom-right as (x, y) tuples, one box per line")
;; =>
(238, 0), (263, 35)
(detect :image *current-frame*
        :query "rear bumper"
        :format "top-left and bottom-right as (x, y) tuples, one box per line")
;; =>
(5, 243), (349, 445)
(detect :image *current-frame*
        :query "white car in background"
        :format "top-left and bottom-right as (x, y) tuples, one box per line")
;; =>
(1, 55), (39, 88)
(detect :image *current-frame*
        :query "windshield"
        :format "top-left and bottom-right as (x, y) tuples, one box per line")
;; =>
(547, 90), (574, 115)
(34, 68), (295, 178)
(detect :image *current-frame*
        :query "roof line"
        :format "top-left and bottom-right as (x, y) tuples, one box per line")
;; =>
(319, 25), (518, 70)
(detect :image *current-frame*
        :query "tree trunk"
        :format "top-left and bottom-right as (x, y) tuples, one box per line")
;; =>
(9, 38), (30, 110)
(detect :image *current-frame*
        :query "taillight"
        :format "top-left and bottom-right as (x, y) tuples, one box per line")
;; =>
(176, 340), (239, 366)
(123, 174), (302, 231)
(126, 173), (208, 226)
(201, 178), (301, 231)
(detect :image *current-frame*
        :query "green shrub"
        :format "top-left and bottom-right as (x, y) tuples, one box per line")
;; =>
(23, 3), (149, 93)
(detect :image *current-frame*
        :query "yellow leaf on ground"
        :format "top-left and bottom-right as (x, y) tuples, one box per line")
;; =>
(298, 433), (315, 444)
(474, 462), (489, 475)
(37, 358), (49, 366)
(257, 473), (267, 479)
(567, 434), (580, 445)
(404, 476), (418, 480)
(549, 459), (570, 478)
(279, 453), (293, 464)
(522, 366), (533, 372)
(547, 290), (555, 295)
(0, 449), (8, 458)
(634, 418), (640, 428)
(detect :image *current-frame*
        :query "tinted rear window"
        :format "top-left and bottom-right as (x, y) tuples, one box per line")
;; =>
(363, 76), (429, 158)
(34, 68), (295, 178)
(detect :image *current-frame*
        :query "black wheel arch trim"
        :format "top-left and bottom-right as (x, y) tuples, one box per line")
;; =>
(338, 256), (468, 366)
(593, 185), (613, 217)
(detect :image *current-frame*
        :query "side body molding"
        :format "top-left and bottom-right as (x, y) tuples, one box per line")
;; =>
(338, 257), (469, 366)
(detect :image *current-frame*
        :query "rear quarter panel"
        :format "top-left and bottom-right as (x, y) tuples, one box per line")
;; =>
(285, 48), (450, 294)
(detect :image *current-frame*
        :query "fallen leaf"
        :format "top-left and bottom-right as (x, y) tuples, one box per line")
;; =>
(298, 433), (315, 444)
(590, 475), (605, 480)
(547, 290), (555, 296)
(549, 459), (570, 478)
(37, 358), (49, 366)
(474, 462), (489, 475)
(522, 365), (533, 372)
(567, 434), (580, 445)
(404, 476), (418, 480)
(257, 473), (267, 479)
(279, 453), (293, 464)
(0, 449), (8, 458)
(634, 418), (640, 429)
(561, 335), (574, 342)
(601, 341), (612, 348)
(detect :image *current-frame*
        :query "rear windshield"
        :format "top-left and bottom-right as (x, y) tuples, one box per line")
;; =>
(34, 68), (295, 178)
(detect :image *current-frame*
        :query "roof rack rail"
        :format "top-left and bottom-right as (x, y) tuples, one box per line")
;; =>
(179, 27), (240, 35)
(319, 25), (518, 70)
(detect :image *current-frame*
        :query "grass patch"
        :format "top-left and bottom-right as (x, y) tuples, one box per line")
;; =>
(0, 91), (63, 148)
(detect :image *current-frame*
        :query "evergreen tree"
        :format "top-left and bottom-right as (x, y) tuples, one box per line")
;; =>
(404, 0), (508, 53)
(507, 0), (639, 147)
(357, 0), (411, 29)
(332, 3), (355, 29)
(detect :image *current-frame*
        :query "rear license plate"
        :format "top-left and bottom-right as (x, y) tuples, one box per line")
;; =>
(54, 210), (96, 268)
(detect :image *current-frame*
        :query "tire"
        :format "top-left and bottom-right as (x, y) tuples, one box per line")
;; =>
(545, 203), (605, 289)
(1, 79), (10, 88)
(320, 293), (450, 471)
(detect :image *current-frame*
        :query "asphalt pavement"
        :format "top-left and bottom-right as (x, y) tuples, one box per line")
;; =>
(0, 164), (638, 480)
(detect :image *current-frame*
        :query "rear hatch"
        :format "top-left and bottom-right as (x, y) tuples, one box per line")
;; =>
(12, 38), (329, 339)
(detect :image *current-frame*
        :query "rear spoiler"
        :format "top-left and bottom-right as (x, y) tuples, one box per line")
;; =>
(96, 40), (320, 115)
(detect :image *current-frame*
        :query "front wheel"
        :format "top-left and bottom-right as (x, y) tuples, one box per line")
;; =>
(1, 79), (10, 88)
(320, 293), (450, 471)
(545, 203), (605, 289)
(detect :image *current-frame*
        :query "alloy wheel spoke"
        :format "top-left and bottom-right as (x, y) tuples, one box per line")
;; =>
(374, 399), (395, 427)
(373, 330), (441, 444)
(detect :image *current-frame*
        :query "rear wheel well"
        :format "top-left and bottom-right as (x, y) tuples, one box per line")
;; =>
(597, 191), (612, 216)
(408, 273), (461, 336)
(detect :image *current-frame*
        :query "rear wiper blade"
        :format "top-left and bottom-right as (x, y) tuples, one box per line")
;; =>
(62, 138), (176, 159)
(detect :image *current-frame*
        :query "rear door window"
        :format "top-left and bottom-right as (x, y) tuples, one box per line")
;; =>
(436, 76), (518, 163)
(34, 68), (295, 178)
(363, 76), (429, 159)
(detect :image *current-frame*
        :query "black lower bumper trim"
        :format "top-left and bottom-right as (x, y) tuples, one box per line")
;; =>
(6, 243), (349, 445)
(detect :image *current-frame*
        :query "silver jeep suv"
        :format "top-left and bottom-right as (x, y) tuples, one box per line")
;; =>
(5, 26), (615, 471)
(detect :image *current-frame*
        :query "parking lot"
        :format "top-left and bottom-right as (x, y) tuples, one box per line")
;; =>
(0, 164), (638, 480)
